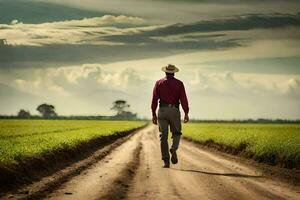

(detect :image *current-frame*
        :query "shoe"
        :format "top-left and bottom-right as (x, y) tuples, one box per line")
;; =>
(170, 148), (178, 164)
(162, 160), (170, 168)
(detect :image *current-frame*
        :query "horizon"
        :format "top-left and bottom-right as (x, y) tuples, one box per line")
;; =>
(1, 0), (300, 119)
(2, 111), (300, 121)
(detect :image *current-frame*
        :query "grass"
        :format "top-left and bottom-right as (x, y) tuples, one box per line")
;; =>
(0, 120), (146, 165)
(182, 123), (300, 168)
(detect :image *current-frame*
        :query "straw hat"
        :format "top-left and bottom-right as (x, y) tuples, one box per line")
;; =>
(161, 64), (179, 73)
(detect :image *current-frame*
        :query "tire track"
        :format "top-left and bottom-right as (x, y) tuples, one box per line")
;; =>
(99, 143), (142, 200)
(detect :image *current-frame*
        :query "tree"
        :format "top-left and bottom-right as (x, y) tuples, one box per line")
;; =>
(111, 100), (130, 116)
(17, 109), (30, 119)
(36, 103), (57, 118)
(110, 100), (137, 119)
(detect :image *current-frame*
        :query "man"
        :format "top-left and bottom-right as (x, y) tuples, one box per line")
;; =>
(151, 64), (189, 168)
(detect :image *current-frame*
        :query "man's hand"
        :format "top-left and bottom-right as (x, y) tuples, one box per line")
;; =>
(184, 114), (189, 123)
(152, 115), (158, 125)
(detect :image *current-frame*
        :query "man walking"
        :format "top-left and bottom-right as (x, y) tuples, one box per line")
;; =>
(151, 64), (189, 168)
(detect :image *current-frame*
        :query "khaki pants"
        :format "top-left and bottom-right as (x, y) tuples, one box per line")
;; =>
(158, 107), (182, 162)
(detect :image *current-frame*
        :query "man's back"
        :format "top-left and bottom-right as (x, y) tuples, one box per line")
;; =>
(151, 75), (189, 116)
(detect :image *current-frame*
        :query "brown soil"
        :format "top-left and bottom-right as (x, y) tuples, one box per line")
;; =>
(0, 125), (146, 195)
(183, 137), (300, 170)
(1, 125), (299, 200)
(183, 138), (300, 186)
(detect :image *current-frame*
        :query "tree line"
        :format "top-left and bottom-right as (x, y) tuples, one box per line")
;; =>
(2, 100), (138, 120)
(189, 119), (300, 124)
(1, 100), (299, 123)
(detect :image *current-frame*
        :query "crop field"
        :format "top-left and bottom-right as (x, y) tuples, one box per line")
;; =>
(0, 120), (145, 165)
(183, 123), (300, 168)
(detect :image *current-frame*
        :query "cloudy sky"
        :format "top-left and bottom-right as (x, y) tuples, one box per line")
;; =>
(0, 0), (300, 119)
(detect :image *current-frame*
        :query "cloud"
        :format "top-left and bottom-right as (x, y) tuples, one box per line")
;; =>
(1, 13), (299, 46)
(98, 68), (146, 88)
(0, 0), (122, 24)
(1, 61), (300, 118)
(140, 13), (300, 36)
(5, 64), (152, 116)
(52, 64), (102, 84)
(30, 0), (300, 25)
(45, 15), (145, 27)
(0, 15), (148, 46)
(0, 83), (41, 115)
(275, 78), (300, 97)
(96, 13), (300, 46)
(12, 64), (148, 95)
(15, 77), (69, 96)
(186, 69), (300, 119)
(1, 1), (300, 118)
(189, 69), (300, 99)
(15, 64), (300, 105)
(0, 12), (298, 70)
(10, 19), (22, 25)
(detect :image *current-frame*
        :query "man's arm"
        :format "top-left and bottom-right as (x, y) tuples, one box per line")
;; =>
(180, 82), (189, 123)
(151, 81), (159, 124)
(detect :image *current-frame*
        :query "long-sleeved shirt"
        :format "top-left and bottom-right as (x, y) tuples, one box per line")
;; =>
(151, 75), (189, 116)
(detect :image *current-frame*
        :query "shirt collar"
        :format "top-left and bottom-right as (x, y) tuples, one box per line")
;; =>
(166, 75), (175, 79)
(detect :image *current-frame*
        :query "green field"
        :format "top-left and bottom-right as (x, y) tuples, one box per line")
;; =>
(0, 120), (145, 165)
(183, 123), (300, 168)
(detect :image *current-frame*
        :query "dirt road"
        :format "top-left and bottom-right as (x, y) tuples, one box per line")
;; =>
(5, 125), (300, 200)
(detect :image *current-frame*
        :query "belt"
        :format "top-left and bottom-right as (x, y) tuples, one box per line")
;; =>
(159, 103), (179, 108)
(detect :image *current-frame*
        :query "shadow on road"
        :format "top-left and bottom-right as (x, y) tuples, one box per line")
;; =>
(170, 168), (263, 178)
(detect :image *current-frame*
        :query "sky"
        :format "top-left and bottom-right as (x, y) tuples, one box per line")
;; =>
(0, 0), (300, 119)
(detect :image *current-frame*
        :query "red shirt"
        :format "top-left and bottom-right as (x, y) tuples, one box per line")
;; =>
(151, 75), (189, 116)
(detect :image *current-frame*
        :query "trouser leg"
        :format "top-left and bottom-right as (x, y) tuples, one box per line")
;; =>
(158, 109), (170, 162)
(169, 108), (182, 151)
(159, 120), (169, 161)
(171, 132), (181, 151)
(160, 131), (169, 161)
